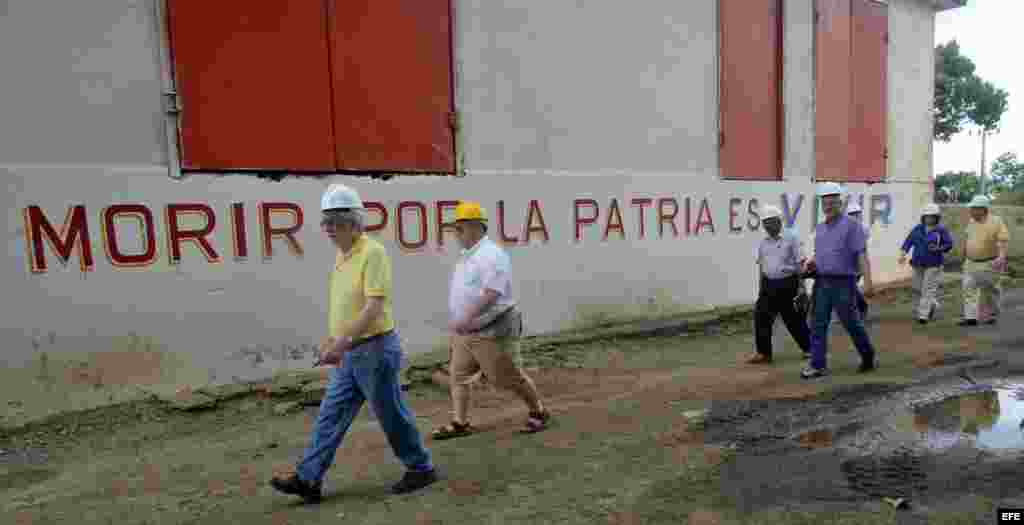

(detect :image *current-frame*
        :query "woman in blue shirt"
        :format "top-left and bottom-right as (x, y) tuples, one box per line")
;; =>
(899, 203), (954, 324)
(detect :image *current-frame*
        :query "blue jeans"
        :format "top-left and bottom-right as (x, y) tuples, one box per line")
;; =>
(855, 285), (869, 317)
(809, 276), (876, 370)
(296, 331), (433, 483)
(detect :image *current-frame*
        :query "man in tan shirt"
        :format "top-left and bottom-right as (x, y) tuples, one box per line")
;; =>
(959, 196), (1010, 326)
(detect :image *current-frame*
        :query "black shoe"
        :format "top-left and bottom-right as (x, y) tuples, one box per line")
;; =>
(392, 469), (438, 495)
(917, 319), (928, 325)
(857, 357), (878, 373)
(270, 474), (322, 504)
(958, 319), (978, 327)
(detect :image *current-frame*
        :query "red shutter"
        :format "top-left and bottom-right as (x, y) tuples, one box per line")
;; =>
(815, 0), (852, 182)
(719, 0), (783, 180)
(167, 1), (337, 172)
(849, 0), (888, 182)
(328, 0), (455, 172)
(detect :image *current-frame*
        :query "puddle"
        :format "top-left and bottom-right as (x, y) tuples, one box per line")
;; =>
(902, 385), (1024, 452)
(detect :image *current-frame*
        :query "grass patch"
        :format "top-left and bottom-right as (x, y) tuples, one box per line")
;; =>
(3, 279), (1020, 525)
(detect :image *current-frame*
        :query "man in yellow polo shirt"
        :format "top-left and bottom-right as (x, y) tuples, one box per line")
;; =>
(270, 184), (436, 503)
(959, 195), (1010, 326)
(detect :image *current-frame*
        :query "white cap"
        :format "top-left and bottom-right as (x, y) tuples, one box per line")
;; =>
(921, 203), (941, 216)
(321, 184), (364, 211)
(816, 182), (844, 197)
(968, 195), (991, 209)
(846, 202), (862, 214)
(761, 204), (783, 220)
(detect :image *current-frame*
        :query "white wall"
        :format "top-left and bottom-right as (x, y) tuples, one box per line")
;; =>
(458, 0), (718, 176)
(0, 0), (167, 166)
(0, 0), (939, 420)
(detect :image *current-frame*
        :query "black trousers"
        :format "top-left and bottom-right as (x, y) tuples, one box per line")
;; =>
(755, 274), (811, 357)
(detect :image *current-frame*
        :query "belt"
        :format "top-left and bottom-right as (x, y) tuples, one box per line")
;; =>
(968, 256), (997, 263)
(352, 329), (395, 348)
(763, 273), (799, 281)
(469, 306), (517, 334)
(312, 329), (394, 365)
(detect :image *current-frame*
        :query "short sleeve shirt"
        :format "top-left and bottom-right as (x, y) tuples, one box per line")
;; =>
(965, 215), (1010, 261)
(328, 235), (395, 339)
(449, 237), (517, 329)
(756, 228), (803, 279)
(813, 215), (867, 277)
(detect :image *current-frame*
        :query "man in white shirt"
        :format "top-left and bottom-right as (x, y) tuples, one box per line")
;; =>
(746, 205), (812, 364)
(432, 201), (551, 440)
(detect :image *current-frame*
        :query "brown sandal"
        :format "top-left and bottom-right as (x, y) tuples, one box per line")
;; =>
(523, 410), (551, 434)
(432, 420), (474, 440)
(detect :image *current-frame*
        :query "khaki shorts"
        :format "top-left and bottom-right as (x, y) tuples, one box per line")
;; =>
(450, 334), (528, 390)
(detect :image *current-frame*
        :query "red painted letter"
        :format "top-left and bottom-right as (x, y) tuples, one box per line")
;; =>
(397, 201), (428, 251)
(603, 198), (625, 240)
(260, 202), (304, 259)
(436, 200), (459, 248)
(573, 199), (599, 242)
(684, 197), (692, 235)
(657, 198), (679, 238)
(102, 204), (157, 267)
(524, 199), (549, 243)
(695, 198), (715, 235)
(747, 198), (761, 231)
(631, 198), (652, 239)
(166, 204), (219, 264)
(497, 200), (520, 244)
(24, 205), (94, 273)
(364, 202), (388, 234)
(231, 203), (248, 260)
(728, 198), (743, 233)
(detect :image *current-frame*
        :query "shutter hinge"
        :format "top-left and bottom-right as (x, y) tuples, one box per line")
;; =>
(813, 9), (820, 24)
(719, 131), (725, 149)
(883, 147), (888, 159)
(884, 32), (889, 44)
(163, 91), (181, 116)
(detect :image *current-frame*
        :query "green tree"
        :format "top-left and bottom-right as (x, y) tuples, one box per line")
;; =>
(934, 170), (979, 203)
(934, 41), (1010, 141)
(990, 152), (1024, 192)
(966, 77), (1010, 133)
(934, 41), (977, 142)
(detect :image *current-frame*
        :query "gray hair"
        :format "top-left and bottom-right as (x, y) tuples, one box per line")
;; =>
(323, 208), (366, 231)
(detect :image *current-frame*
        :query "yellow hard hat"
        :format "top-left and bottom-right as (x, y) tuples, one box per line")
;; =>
(455, 201), (487, 222)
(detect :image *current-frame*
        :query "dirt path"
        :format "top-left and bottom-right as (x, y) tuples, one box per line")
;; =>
(3, 282), (1022, 525)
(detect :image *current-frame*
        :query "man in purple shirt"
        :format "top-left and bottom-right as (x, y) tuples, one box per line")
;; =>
(800, 182), (878, 379)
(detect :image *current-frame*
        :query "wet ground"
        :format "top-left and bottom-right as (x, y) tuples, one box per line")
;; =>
(694, 288), (1024, 521)
(4, 279), (1024, 524)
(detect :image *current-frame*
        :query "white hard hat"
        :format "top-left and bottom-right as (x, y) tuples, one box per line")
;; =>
(321, 184), (364, 211)
(967, 195), (991, 209)
(816, 182), (844, 197)
(760, 204), (783, 220)
(846, 202), (862, 214)
(921, 203), (941, 216)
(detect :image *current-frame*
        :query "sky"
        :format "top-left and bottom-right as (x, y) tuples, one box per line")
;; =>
(933, 1), (1022, 176)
